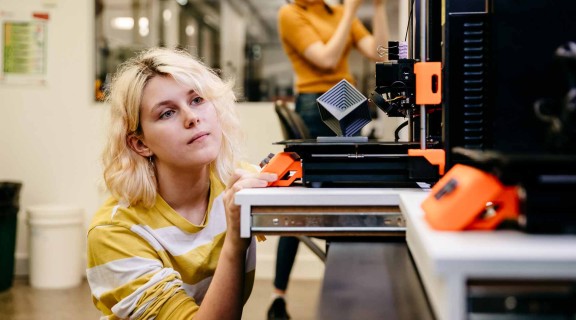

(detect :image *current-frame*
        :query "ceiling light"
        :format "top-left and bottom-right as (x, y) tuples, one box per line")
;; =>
(163, 9), (172, 22)
(185, 25), (195, 36)
(111, 17), (134, 30)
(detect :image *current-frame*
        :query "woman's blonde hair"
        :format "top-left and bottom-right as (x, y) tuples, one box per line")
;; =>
(102, 47), (242, 207)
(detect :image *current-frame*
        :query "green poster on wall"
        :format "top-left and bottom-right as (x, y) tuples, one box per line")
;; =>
(1, 16), (47, 85)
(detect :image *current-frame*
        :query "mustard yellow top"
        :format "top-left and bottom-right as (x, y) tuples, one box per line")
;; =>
(278, 1), (371, 93)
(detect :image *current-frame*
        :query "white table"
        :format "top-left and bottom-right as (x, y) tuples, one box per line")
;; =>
(235, 186), (433, 320)
(235, 187), (424, 237)
(401, 193), (576, 320)
(235, 188), (576, 319)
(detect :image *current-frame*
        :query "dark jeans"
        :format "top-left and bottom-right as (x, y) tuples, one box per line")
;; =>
(273, 94), (332, 292)
(295, 93), (335, 138)
(273, 94), (334, 292)
(273, 236), (300, 291)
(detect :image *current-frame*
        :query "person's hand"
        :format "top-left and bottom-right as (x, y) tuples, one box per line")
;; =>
(222, 169), (277, 251)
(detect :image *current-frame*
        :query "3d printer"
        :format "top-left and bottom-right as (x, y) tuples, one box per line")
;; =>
(257, 2), (576, 318)
(274, 40), (445, 188)
(264, 0), (576, 234)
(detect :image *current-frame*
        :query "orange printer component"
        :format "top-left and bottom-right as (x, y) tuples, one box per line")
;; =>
(414, 62), (442, 105)
(260, 152), (302, 187)
(421, 164), (519, 231)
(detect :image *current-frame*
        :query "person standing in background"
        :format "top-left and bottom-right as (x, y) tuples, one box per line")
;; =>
(269, 1), (389, 319)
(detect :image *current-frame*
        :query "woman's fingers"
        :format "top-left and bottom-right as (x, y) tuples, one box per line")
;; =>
(226, 169), (247, 190)
(226, 169), (277, 192)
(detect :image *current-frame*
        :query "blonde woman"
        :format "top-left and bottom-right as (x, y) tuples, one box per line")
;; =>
(87, 47), (276, 319)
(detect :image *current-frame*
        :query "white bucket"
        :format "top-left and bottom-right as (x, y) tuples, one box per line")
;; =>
(26, 205), (84, 289)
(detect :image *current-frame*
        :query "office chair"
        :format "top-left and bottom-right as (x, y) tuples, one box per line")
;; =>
(273, 100), (326, 262)
(274, 100), (311, 140)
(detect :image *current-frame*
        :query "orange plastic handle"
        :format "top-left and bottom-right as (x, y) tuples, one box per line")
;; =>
(260, 152), (302, 187)
(414, 62), (442, 105)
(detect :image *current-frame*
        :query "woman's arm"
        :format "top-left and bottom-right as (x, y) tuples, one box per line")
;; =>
(302, 0), (364, 70)
(356, 0), (389, 61)
(194, 170), (276, 320)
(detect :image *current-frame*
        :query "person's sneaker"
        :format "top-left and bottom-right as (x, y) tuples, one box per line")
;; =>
(267, 297), (291, 320)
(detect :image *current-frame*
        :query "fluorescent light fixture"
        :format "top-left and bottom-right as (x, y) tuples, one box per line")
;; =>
(185, 25), (195, 36)
(163, 9), (172, 22)
(139, 17), (149, 37)
(139, 27), (149, 37)
(111, 17), (134, 30)
(138, 17), (149, 28)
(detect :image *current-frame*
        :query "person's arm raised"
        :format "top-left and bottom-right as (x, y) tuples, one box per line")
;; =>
(357, 0), (389, 61)
(303, 0), (364, 70)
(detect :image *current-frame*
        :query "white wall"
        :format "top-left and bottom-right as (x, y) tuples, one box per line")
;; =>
(220, 1), (246, 94)
(0, 0), (105, 275)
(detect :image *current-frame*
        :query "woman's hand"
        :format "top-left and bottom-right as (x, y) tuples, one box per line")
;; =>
(223, 169), (277, 251)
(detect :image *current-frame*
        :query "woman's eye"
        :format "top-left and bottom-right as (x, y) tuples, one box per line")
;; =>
(160, 109), (175, 119)
(191, 96), (204, 105)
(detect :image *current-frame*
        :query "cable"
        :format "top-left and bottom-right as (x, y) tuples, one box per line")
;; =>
(395, 120), (409, 142)
(404, 0), (415, 42)
(385, 96), (406, 102)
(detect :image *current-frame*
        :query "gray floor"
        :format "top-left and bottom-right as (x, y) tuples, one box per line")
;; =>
(0, 277), (321, 320)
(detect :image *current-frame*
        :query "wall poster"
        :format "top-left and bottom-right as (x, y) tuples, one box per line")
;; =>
(0, 11), (49, 85)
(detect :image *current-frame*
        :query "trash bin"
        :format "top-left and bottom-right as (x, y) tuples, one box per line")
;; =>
(0, 181), (22, 292)
(26, 205), (83, 289)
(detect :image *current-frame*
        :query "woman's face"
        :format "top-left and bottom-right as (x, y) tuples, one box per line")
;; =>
(137, 75), (223, 172)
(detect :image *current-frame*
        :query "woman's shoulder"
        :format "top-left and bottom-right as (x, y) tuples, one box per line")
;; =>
(88, 196), (149, 232)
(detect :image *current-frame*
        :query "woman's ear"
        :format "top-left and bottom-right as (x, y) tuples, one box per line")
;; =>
(127, 134), (153, 157)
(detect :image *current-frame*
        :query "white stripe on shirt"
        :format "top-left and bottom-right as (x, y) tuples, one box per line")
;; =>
(110, 268), (182, 319)
(87, 256), (163, 299)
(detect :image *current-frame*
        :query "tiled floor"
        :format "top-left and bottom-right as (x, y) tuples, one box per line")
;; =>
(0, 277), (322, 320)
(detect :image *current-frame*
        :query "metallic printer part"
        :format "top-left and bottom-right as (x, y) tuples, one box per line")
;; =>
(250, 205), (405, 236)
(236, 188), (423, 238)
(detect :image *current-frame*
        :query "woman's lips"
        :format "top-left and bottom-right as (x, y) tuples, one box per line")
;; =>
(188, 132), (209, 144)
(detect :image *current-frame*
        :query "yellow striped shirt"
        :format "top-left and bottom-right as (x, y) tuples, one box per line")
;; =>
(86, 170), (256, 319)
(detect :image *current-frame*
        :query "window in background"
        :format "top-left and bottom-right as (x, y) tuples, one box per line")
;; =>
(94, 0), (220, 101)
(95, 0), (382, 103)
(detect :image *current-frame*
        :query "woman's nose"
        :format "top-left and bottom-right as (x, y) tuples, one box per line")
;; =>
(184, 109), (200, 128)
